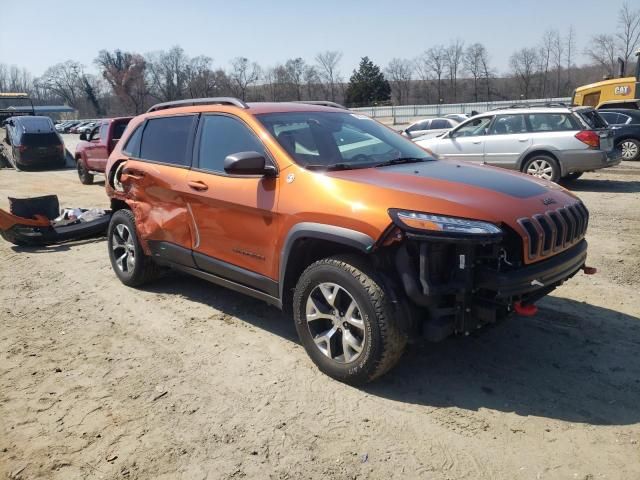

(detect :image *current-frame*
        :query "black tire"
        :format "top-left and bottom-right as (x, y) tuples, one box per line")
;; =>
(107, 209), (160, 287)
(618, 138), (640, 161)
(522, 154), (561, 183)
(77, 159), (94, 184)
(293, 254), (407, 384)
(561, 172), (583, 183)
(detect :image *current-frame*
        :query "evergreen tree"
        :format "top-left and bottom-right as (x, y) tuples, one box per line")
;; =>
(345, 57), (391, 106)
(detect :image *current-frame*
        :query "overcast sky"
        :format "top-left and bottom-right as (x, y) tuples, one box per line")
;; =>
(0, 0), (629, 78)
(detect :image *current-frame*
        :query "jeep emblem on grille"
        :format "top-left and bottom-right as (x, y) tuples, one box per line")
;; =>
(541, 197), (556, 205)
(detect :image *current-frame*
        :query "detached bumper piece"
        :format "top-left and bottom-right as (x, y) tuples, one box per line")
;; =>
(0, 195), (111, 246)
(395, 235), (588, 341)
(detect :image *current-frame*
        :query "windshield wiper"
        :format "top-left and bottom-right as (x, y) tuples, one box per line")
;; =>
(305, 163), (354, 171)
(374, 157), (429, 168)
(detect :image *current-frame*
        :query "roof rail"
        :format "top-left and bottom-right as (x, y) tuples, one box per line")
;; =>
(147, 97), (249, 113)
(292, 100), (347, 109)
(490, 102), (571, 111)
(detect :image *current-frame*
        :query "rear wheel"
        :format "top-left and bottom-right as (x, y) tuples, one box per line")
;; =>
(523, 154), (560, 182)
(619, 138), (640, 161)
(293, 255), (407, 384)
(107, 209), (160, 287)
(77, 160), (94, 184)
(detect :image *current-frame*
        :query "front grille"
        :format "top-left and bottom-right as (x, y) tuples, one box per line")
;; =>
(518, 201), (589, 260)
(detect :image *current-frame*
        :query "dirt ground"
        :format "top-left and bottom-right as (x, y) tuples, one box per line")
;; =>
(1, 135), (639, 480)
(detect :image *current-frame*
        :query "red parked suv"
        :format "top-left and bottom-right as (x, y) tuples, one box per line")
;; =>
(75, 117), (131, 184)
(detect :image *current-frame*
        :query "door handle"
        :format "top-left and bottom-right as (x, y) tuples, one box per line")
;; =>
(518, 137), (529, 142)
(188, 180), (208, 191)
(472, 140), (483, 144)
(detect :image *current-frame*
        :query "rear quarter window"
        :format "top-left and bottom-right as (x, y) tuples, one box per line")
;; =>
(526, 113), (580, 132)
(577, 110), (608, 129)
(122, 124), (143, 157)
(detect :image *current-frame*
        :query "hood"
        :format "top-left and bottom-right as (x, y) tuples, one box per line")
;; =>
(325, 159), (579, 226)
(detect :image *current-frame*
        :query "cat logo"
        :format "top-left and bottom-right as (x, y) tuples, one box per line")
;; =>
(614, 85), (631, 95)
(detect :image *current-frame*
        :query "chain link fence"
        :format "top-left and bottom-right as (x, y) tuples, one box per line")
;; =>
(351, 98), (572, 123)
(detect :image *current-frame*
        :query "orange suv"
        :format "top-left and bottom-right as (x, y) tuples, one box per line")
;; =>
(105, 98), (592, 384)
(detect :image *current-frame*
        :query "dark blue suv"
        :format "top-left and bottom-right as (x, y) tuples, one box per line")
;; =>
(3, 115), (66, 169)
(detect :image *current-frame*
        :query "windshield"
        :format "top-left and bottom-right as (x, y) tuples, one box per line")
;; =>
(256, 111), (432, 169)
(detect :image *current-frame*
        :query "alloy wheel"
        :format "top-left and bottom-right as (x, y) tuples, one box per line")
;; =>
(620, 141), (639, 160)
(305, 282), (366, 363)
(526, 159), (554, 180)
(111, 224), (136, 273)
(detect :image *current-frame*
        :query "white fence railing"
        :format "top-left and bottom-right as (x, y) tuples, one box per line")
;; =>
(351, 97), (572, 122)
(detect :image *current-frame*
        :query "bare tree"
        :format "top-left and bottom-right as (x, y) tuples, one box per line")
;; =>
(80, 73), (105, 115)
(145, 46), (190, 102)
(95, 50), (148, 114)
(463, 43), (488, 102)
(551, 30), (564, 96)
(538, 29), (554, 97)
(39, 61), (83, 108)
(616, 1), (640, 71)
(585, 34), (618, 76)
(315, 51), (342, 101)
(385, 58), (413, 105)
(226, 57), (261, 101)
(284, 58), (306, 100)
(510, 47), (539, 99)
(565, 25), (576, 90)
(445, 39), (464, 102)
(303, 65), (320, 100)
(424, 45), (446, 102)
(413, 55), (432, 104)
(480, 50), (493, 101)
(184, 56), (224, 98)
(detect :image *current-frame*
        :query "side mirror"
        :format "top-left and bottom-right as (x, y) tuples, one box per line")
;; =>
(79, 132), (87, 141)
(224, 151), (276, 176)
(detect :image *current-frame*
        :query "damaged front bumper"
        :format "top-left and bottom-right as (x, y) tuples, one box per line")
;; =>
(394, 233), (588, 341)
(0, 197), (111, 246)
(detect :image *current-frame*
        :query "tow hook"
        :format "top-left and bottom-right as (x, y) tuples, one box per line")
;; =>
(582, 265), (597, 275)
(513, 301), (538, 317)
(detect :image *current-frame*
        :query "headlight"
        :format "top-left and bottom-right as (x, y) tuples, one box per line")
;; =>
(389, 209), (502, 236)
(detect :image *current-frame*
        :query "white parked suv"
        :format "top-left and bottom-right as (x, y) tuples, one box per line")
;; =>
(415, 105), (620, 182)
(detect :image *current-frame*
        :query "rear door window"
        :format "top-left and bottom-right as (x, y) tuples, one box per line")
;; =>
(526, 113), (580, 132)
(489, 114), (527, 135)
(408, 120), (429, 132)
(430, 119), (449, 129)
(139, 115), (195, 166)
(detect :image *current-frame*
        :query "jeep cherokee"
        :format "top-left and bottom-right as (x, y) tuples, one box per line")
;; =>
(104, 97), (593, 384)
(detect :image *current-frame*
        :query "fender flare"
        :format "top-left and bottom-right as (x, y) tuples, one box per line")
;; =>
(278, 222), (375, 300)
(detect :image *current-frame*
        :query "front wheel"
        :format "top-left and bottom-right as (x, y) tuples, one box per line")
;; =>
(293, 255), (407, 385)
(618, 138), (640, 161)
(107, 209), (160, 287)
(523, 154), (560, 183)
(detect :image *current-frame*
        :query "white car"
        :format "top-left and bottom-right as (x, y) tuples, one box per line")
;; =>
(76, 122), (97, 134)
(401, 117), (458, 140)
(415, 105), (620, 182)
